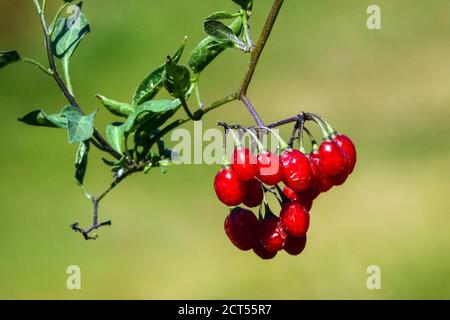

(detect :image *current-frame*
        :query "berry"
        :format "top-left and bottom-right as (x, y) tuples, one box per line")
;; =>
(280, 202), (310, 237)
(318, 141), (347, 177)
(231, 147), (257, 181)
(256, 151), (283, 185)
(282, 186), (313, 211)
(284, 235), (307, 256)
(253, 241), (277, 260)
(280, 149), (311, 192)
(259, 216), (287, 253)
(334, 134), (356, 174)
(224, 207), (259, 251)
(243, 179), (264, 208)
(214, 167), (246, 206)
(310, 152), (333, 192)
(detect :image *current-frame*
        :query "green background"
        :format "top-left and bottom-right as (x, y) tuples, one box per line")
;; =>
(1, 0), (449, 299)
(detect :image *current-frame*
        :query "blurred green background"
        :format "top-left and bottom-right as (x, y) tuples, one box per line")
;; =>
(1, 0), (449, 299)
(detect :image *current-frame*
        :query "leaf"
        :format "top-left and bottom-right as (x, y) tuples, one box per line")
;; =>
(162, 58), (191, 99)
(232, 0), (253, 10)
(96, 94), (134, 118)
(123, 99), (182, 135)
(132, 38), (186, 106)
(62, 106), (96, 144)
(106, 122), (124, 153)
(188, 17), (243, 74)
(204, 20), (247, 51)
(50, 2), (90, 60)
(75, 141), (89, 185)
(205, 11), (237, 21)
(0, 50), (21, 69)
(18, 110), (67, 128)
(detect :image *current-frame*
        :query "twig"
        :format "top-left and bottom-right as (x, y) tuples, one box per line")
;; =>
(239, 0), (284, 97)
(32, 0), (123, 161)
(241, 94), (264, 126)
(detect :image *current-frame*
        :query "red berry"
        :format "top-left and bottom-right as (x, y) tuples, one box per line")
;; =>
(334, 134), (356, 174)
(214, 167), (245, 206)
(224, 207), (259, 251)
(280, 149), (311, 192)
(282, 186), (313, 211)
(253, 241), (277, 260)
(310, 152), (333, 192)
(259, 216), (287, 253)
(280, 202), (310, 237)
(256, 151), (283, 185)
(284, 235), (307, 256)
(231, 147), (257, 181)
(243, 179), (264, 208)
(283, 185), (298, 201)
(318, 141), (347, 177)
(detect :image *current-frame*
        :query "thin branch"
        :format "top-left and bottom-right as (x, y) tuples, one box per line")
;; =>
(32, 0), (123, 161)
(22, 57), (53, 76)
(241, 94), (264, 126)
(239, 0), (284, 97)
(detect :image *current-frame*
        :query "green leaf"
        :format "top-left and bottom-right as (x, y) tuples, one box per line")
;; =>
(75, 141), (89, 185)
(96, 94), (134, 118)
(18, 110), (67, 128)
(162, 58), (191, 99)
(205, 11), (238, 21)
(106, 122), (124, 153)
(232, 0), (253, 10)
(0, 50), (21, 69)
(123, 99), (182, 135)
(132, 38), (186, 107)
(50, 2), (90, 60)
(204, 20), (247, 51)
(62, 106), (96, 144)
(188, 17), (243, 74)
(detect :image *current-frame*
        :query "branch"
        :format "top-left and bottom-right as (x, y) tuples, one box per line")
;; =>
(239, 0), (284, 97)
(32, 1), (123, 161)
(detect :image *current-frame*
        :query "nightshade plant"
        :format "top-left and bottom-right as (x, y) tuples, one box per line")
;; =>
(2, 0), (357, 245)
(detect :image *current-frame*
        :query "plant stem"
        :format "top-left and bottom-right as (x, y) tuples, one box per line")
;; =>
(22, 57), (53, 76)
(239, 0), (284, 97)
(32, 0), (123, 161)
(62, 58), (74, 95)
(241, 94), (264, 126)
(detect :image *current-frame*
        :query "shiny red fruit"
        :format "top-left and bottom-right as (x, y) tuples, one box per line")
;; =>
(310, 152), (333, 193)
(284, 235), (307, 256)
(231, 147), (257, 181)
(280, 202), (310, 237)
(243, 179), (264, 208)
(282, 186), (313, 211)
(256, 151), (283, 185)
(259, 216), (287, 253)
(280, 149), (311, 192)
(334, 134), (356, 174)
(318, 141), (348, 177)
(214, 167), (245, 206)
(253, 241), (277, 260)
(224, 207), (259, 251)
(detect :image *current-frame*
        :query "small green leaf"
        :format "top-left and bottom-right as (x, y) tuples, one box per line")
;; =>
(162, 58), (191, 99)
(132, 38), (186, 106)
(62, 106), (96, 144)
(205, 11), (238, 21)
(232, 0), (253, 10)
(0, 50), (21, 69)
(123, 99), (182, 135)
(106, 122), (124, 153)
(188, 17), (243, 74)
(96, 94), (134, 118)
(204, 20), (247, 51)
(75, 141), (89, 185)
(51, 2), (90, 60)
(18, 110), (67, 128)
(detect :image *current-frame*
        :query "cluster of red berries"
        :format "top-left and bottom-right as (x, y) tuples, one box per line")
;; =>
(214, 119), (356, 260)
